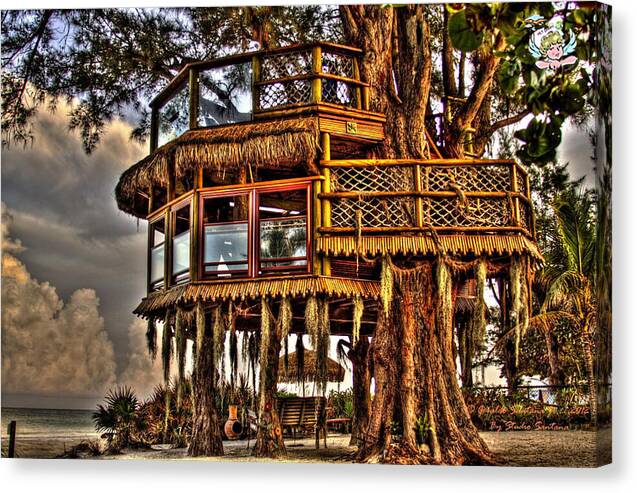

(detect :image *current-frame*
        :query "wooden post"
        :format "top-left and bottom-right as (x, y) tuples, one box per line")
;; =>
(510, 164), (521, 227)
(320, 132), (331, 276)
(311, 46), (323, 104)
(252, 55), (261, 112)
(352, 58), (362, 110)
(148, 185), (154, 215)
(190, 191), (199, 282)
(7, 420), (16, 458)
(164, 209), (172, 289)
(312, 180), (322, 276)
(413, 164), (424, 228)
(189, 68), (199, 130)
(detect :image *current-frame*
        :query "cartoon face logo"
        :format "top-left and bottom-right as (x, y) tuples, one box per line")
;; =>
(526, 16), (578, 71)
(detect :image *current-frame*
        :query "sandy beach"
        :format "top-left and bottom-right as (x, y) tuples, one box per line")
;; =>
(4, 428), (605, 467)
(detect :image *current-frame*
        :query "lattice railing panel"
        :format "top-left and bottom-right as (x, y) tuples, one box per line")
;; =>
(331, 166), (414, 193)
(257, 80), (311, 110)
(260, 51), (312, 81)
(424, 197), (512, 228)
(516, 172), (528, 196)
(423, 165), (511, 193)
(322, 80), (356, 107)
(331, 197), (415, 228)
(321, 51), (355, 79)
(518, 200), (532, 232)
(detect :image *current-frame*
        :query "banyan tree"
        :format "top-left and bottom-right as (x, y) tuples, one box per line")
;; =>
(116, 35), (540, 464)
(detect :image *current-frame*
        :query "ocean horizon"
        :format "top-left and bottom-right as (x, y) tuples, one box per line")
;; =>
(1, 407), (98, 442)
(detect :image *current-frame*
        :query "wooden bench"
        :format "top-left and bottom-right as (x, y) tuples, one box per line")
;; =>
(248, 396), (328, 449)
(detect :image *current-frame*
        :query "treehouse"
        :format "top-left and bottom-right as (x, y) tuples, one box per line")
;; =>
(115, 41), (541, 459)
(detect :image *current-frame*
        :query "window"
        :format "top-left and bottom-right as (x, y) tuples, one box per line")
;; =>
(171, 202), (191, 283)
(201, 194), (250, 278)
(258, 188), (308, 274)
(158, 82), (190, 147)
(198, 64), (253, 128)
(149, 217), (166, 291)
(200, 183), (310, 279)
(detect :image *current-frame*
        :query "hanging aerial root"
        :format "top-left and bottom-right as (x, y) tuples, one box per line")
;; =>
(162, 309), (173, 384)
(305, 294), (318, 349)
(380, 255), (394, 316)
(295, 334), (305, 385)
(509, 255), (529, 366)
(146, 318), (157, 360)
(470, 258), (487, 355)
(175, 308), (187, 409)
(278, 297), (292, 376)
(316, 297), (331, 394)
(195, 301), (205, 362)
(352, 295), (364, 345)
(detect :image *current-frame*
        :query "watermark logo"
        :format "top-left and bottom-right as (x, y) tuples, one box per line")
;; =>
(526, 15), (578, 71)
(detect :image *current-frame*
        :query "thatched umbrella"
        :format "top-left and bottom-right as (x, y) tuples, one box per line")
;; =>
(277, 350), (345, 384)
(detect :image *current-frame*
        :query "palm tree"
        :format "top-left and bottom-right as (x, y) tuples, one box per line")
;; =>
(526, 190), (599, 424)
(93, 387), (141, 448)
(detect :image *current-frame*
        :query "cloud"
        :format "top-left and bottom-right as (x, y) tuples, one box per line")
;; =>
(117, 319), (165, 399)
(1, 250), (117, 397)
(1, 96), (150, 387)
(1, 204), (161, 403)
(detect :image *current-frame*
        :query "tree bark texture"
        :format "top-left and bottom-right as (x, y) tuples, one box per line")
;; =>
(188, 326), (224, 457)
(349, 336), (371, 446)
(253, 302), (286, 457)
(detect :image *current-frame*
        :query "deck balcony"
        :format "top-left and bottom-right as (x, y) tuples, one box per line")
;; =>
(149, 42), (372, 152)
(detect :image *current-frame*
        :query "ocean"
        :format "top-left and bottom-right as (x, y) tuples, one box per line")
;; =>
(1, 407), (99, 458)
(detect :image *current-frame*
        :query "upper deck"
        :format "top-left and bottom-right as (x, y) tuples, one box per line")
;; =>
(148, 42), (381, 152)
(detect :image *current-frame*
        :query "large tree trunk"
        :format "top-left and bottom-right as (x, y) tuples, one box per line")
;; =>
(358, 261), (496, 465)
(349, 336), (371, 446)
(188, 327), (224, 457)
(253, 301), (286, 457)
(582, 322), (598, 427)
(542, 326), (564, 387)
(341, 5), (496, 465)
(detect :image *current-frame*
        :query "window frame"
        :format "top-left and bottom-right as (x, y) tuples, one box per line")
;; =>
(199, 190), (253, 279)
(170, 197), (193, 285)
(147, 214), (168, 292)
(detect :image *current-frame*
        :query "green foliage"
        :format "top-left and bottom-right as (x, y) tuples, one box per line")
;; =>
(328, 389), (353, 419)
(92, 386), (142, 449)
(448, 10), (482, 52)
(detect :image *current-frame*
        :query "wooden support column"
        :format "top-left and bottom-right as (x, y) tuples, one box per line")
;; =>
(413, 164), (424, 228)
(311, 46), (323, 104)
(163, 208), (172, 289)
(252, 55), (261, 112)
(312, 180), (322, 275)
(189, 68), (199, 130)
(320, 132), (331, 276)
(526, 173), (536, 238)
(190, 190), (199, 282)
(148, 185), (155, 215)
(352, 58), (362, 110)
(510, 164), (521, 227)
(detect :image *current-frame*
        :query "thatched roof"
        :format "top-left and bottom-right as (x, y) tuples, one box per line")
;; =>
(278, 350), (346, 384)
(116, 118), (320, 217)
(134, 276), (380, 318)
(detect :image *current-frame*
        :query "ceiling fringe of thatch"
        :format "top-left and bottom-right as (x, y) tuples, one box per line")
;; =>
(316, 235), (543, 264)
(134, 276), (380, 318)
(116, 118), (320, 216)
(278, 350), (345, 384)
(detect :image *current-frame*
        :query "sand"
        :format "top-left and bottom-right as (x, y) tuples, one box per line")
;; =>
(4, 428), (611, 467)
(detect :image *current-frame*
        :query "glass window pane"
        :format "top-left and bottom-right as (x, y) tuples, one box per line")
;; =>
(198, 63), (252, 128)
(172, 205), (190, 278)
(260, 217), (307, 261)
(150, 245), (164, 284)
(258, 188), (308, 270)
(172, 230), (190, 275)
(204, 223), (249, 274)
(151, 219), (166, 247)
(158, 82), (189, 147)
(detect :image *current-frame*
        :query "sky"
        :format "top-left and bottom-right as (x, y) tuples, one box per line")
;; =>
(1, 98), (164, 409)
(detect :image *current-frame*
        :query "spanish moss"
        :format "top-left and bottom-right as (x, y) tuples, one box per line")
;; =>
(436, 258), (453, 340)
(352, 295), (364, 345)
(305, 294), (319, 349)
(380, 255), (394, 316)
(279, 297), (292, 376)
(316, 297), (331, 395)
(162, 310), (173, 384)
(175, 308), (187, 409)
(146, 317), (157, 360)
(195, 301), (205, 361)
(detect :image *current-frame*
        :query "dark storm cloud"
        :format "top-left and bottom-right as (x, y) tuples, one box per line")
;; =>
(1, 98), (150, 386)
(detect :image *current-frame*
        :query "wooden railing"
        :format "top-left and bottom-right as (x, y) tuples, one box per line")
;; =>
(148, 42), (369, 151)
(317, 159), (535, 239)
